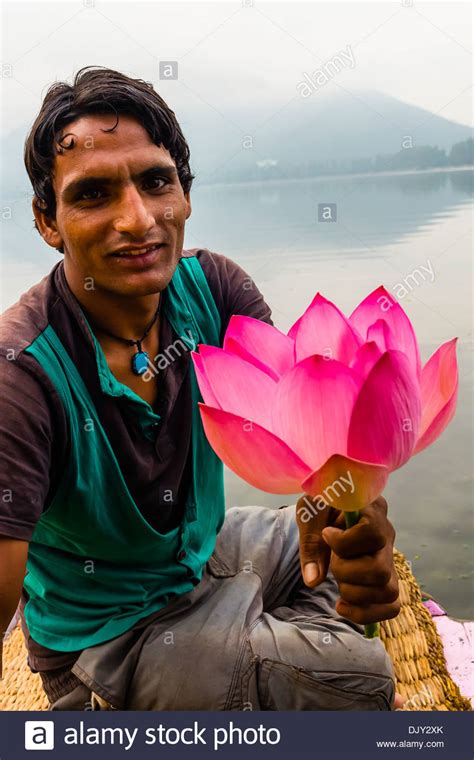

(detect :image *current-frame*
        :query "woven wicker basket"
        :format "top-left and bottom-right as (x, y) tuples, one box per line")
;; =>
(0, 549), (471, 711)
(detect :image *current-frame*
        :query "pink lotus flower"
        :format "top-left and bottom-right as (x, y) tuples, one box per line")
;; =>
(192, 286), (458, 512)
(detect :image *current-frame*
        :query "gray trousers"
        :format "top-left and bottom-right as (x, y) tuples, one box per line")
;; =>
(42, 504), (395, 711)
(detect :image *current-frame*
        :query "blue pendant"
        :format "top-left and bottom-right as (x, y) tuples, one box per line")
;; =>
(131, 350), (150, 376)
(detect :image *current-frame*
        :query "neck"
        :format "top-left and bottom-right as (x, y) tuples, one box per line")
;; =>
(64, 264), (161, 341)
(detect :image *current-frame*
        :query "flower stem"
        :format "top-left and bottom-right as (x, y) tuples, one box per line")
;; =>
(344, 509), (360, 529)
(344, 510), (380, 639)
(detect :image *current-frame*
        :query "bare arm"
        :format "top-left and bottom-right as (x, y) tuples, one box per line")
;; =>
(0, 537), (28, 679)
(0, 359), (56, 678)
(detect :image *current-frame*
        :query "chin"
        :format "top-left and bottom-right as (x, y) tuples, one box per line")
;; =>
(113, 277), (169, 298)
(111, 264), (178, 297)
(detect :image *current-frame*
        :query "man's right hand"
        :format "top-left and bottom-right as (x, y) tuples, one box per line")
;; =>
(0, 537), (28, 679)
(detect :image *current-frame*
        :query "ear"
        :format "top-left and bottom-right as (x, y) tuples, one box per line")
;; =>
(184, 192), (192, 221)
(32, 199), (64, 251)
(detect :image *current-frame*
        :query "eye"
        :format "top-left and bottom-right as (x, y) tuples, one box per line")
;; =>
(77, 189), (104, 201)
(144, 176), (169, 191)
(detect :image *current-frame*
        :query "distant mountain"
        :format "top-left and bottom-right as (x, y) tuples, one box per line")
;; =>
(189, 89), (473, 184)
(2, 89), (472, 193)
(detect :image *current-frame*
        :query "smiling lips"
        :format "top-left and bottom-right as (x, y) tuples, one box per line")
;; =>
(109, 243), (164, 267)
(110, 243), (163, 257)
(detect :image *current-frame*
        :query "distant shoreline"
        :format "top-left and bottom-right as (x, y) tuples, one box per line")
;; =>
(4, 165), (472, 201)
(198, 164), (473, 190)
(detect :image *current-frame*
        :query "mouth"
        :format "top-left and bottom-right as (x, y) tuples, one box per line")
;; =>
(108, 243), (164, 267)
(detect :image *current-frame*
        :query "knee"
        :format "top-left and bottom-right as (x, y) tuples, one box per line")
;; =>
(249, 615), (395, 710)
(328, 634), (395, 709)
(255, 651), (394, 710)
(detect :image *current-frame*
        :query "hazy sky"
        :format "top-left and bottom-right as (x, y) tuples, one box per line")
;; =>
(1, 0), (472, 139)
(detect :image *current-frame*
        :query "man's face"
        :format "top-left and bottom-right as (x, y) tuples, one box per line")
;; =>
(36, 113), (191, 297)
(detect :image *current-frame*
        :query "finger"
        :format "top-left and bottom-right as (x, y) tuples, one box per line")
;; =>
(322, 519), (390, 559)
(323, 498), (394, 558)
(394, 693), (405, 710)
(369, 495), (388, 517)
(338, 571), (399, 606)
(330, 545), (394, 586)
(296, 497), (334, 587)
(336, 597), (401, 625)
(298, 528), (331, 587)
(333, 511), (346, 530)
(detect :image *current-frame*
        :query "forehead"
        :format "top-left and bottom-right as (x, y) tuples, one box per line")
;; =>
(53, 113), (174, 188)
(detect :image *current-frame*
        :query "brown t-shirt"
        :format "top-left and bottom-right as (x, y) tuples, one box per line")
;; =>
(0, 248), (273, 672)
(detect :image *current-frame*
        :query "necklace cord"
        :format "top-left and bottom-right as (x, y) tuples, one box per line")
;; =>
(91, 297), (162, 347)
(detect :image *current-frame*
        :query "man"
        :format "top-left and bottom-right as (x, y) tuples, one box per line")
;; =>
(0, 67), (400, 711)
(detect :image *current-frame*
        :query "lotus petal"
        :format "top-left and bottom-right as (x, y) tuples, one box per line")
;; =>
(349, 286), (421, 379)
(197, 345), (277, 431)
(288, 293), (362, 364)
(414, 338), (459, 454)
(199, 404), (312, 493)
(191, 352), (220, 408)
(224, 315), (295, 381)
(272, 356), (361, 470)
(347, 350), (421, 470)
(302, 454), (390, 512)
(366, 319), (397, 353)
(350, 341), (383, 380)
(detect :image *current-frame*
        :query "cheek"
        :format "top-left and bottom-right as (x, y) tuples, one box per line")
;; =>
(59, 208), (101, 236)
(60, 214), (107, 260)
(161, 195), (188, 227)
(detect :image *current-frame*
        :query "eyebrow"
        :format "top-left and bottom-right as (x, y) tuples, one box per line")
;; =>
(62, 164), (178, 201)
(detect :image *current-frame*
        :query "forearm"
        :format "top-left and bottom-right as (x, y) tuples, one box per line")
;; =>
(0, 599), (20, 680)
(0, 537), (28, 679)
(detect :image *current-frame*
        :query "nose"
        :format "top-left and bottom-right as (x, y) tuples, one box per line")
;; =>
(113, 184), (155, 238)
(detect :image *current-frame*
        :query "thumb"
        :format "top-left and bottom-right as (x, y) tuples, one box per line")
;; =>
(295, 495), (333, 587)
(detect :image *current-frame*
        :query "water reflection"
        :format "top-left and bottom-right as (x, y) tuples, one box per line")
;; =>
(187, 169), (473, 262)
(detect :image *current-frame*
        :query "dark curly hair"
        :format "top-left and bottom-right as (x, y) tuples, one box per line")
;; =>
(24, 66), (194, 226)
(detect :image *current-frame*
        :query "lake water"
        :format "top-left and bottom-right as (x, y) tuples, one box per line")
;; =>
(2, 169), (473, 618)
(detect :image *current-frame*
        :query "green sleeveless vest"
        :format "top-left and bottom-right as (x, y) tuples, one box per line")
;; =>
(23, 257), (224, 652)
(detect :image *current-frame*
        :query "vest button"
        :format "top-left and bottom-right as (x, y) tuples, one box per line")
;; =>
(177, 550), (187, 561)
